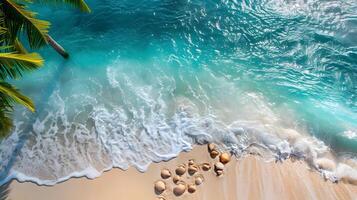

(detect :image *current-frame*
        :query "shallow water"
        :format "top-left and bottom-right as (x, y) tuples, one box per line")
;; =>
(0, 0), (356, 185)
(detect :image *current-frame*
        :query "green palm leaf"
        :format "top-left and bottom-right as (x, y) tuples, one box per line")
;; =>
(2, 0), (50, 49)
(0, 0), (90, 139)
(31, 0), (91, 12)
(14, 38), (29, 54)
(0, 82), (34, 139)
(0, 27), (6, 38)
(0, 13), (9, 44)
(0, 81), (34, 112)
(0, 52), (43, 79)
(1, 15), (29, 53)
(0, 109), (12, 139)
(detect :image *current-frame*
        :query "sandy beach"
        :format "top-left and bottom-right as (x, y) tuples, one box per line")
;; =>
(8, 145), (357, 200)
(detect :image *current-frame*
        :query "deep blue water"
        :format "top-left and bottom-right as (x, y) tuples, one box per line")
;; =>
(0, 0), (356, 185)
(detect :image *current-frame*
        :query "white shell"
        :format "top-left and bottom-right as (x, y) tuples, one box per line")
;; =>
(216, 170), (223, 176)
(195, 177), (204, 185)
(214, 162), (224, 170)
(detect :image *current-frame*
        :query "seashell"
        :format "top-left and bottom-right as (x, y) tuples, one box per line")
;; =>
(188, 159), (195, 166)
(210, 150), (219, 158)
(214, 162), (224, 176)
(208, 143), (216, 152)
(175, 165), (186, 176)
(201, 163), (211, 171)
(214, 162), (224, 170)
(216, 170), (223, 176)
(187, 184), (196, 193)
(219, 152), (231, 164)
(173, 183), (186, 196)
(188, 165), (198, 175)
(172, 175), (181, 184)
(161, 169), (171, 179)
(195, 176), (204, 185)
(154, 180), (166, 194)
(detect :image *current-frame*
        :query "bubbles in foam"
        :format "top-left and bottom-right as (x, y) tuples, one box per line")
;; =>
(343, 130), (357, 140)
(0, 58), (356, 186)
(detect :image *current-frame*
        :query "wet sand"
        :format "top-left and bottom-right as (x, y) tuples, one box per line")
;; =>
(9, 145), (357, 200)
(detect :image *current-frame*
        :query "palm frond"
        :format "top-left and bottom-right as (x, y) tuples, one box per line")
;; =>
(0, 81), (34, 138)
(31, 0), (91, 13)
(0, 15), (28, 53)
(0, 52), (43, 79)
(14, 38), (28, 54)
(0, 108), (12, 140)
(0, 27), (6, 37)
(0, 13), (8, 44)
(2, 0), (50, 49)
(0, 81), (35, 112)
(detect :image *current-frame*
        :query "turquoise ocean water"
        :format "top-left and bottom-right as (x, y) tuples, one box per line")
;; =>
(0, 0), (356, 185)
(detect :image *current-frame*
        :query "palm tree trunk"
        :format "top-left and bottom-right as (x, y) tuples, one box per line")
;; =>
(46, 35), (69, 59)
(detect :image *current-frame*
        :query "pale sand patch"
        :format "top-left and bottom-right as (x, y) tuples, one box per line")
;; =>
(8, 146), (357, 200)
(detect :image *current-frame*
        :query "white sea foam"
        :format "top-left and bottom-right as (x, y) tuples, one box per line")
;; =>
(0, 60), (356, 186)
(343, 130), (357, 140)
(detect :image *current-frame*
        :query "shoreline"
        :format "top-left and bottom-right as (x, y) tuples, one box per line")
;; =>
(8, 145), (357, 200)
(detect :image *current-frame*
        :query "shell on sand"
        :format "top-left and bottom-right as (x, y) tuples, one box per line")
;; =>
(219, 152), (231, 164)
(208, 143), (216, 152)
(214, 162), (224, 170)
(172, 175), (181, 184)
(188, 159), (195, 166)
(175, 165), (186, 176)
(202, 163), (211, 171)
(214, 162), (224, 176)
(195, 176), (204, 185)
(154, 180), (166, 194)
(188, 165), (198, 175)
(156, 197), (166, 200)
(161, 169), (171, 179)
(173, 183), (186, 196)
(216, 170), (223, 176)
(210, 150), (219, 158)
(187, 184), (197, 193)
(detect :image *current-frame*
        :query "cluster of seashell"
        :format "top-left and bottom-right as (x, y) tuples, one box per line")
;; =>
(154, 159), (210, 198)
(207, 143), (231, 176)
(208, 143), (220, 159)
(154, 143), (232, 199)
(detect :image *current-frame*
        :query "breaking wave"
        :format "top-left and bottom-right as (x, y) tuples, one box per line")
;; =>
(0, 0), (356, 185)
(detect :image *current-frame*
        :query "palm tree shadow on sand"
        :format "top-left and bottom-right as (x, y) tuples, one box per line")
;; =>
(0, 59), (72, 187)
